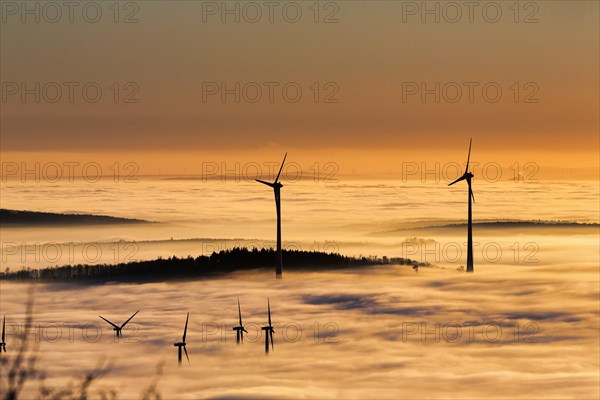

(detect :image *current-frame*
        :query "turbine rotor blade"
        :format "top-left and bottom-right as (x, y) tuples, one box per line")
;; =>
(270, 330), (274, 350)
(99, 316), (119, 329)
(267, 299), (271, 326)
(243, 328), (248, 333)
(448, 175), (466, 186)
(183, 312), (189, 343)
(2, 316), (5, 342)
(256, 179), (275, 188)
(238, 298), (242, 326)
(183, 345), (190, 364)
(274, 152), (287, 183)
(469, 184), (475, 203)
(121, 310), (140, 329)
(465, 138), (472, 174)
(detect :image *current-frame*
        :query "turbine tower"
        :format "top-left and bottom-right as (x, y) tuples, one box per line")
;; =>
(256, 153), (287, 278)
(261, 299), (274, 354)
(174, 312), (190, 366)
(232, 298), (247, 344)
(0, 315), (6, 353)
(99, 310), (140, 339)
(448, 138), (475, 273)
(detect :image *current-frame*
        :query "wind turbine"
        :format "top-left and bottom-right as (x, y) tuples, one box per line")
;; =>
(261, 299), (274, 354)
(256, 153), (287, 278)
(448, 138), (475, 273)
(99, 310), (140, 339)
(1, 315), (6, 353)
(173, 312), (190, 366)
(232, 298), (247, 344)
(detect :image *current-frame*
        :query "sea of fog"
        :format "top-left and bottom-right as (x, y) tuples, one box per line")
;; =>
(1, 262), (598, 399)
(0, 178), (598, 399)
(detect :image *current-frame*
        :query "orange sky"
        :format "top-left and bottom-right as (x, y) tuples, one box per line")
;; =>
(1, 1), (598, 178)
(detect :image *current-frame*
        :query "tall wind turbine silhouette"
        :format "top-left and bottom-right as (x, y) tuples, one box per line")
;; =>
(232, 298), (247, 344)
(261, 299), (274, 354)
(448, 138), (475, 273)
(1, 315), (6, 353)
(256, 153), (287, 278)
(99, 310), (140, 339)
(174, 312), (190, 366)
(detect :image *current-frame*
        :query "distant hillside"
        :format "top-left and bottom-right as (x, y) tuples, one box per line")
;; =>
(0, 248), (425, 283)
(0, 209), (150, 226)
(371, 219), (599, 236)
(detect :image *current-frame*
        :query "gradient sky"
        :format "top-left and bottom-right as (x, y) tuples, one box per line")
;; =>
(1, 1), (598, 177)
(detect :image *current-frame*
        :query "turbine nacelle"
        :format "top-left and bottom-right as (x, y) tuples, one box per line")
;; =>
(255, 179), (283, 189)
(448, 171), (474, 185)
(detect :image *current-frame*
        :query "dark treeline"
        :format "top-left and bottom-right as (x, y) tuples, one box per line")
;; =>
(0, 248), (425, 283)
(0, 209), (150, 226)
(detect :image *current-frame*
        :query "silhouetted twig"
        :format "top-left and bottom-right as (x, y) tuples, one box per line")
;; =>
(140, 361), (164, 400)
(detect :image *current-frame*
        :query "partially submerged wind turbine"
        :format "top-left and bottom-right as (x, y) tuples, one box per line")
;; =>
(99, 310), (140, 339)
(448, 138), (475, 273)
(0, 315), (6, 353)
(232, 298), (247, 344)
(256, 153), (287, 278)
(261, 299), (275, 354)
(174, 312), (190, 366)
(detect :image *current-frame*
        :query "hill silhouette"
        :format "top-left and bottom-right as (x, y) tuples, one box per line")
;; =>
(0, 248), (424, 283)
(1, 209), (150, 226)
